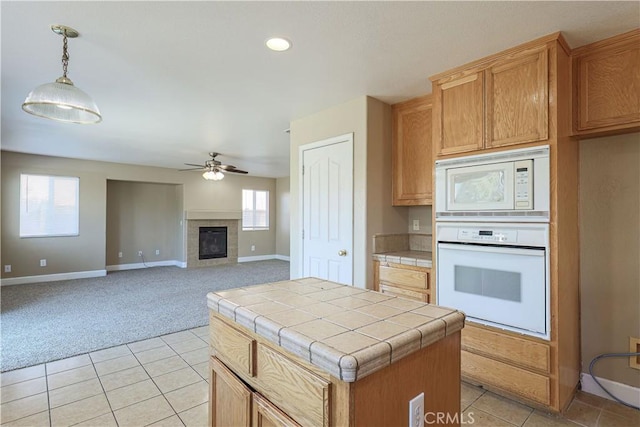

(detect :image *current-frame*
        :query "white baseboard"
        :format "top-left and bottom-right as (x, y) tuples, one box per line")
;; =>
(238, 254), (278, 262)
(106, 260), (186, 271)
(238, 254), (290, 262)
(0, 270), (107, 286)
(581, 372), (640, 406)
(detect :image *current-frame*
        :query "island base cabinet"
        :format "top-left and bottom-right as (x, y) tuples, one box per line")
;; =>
(210, 357), (251, 427)
(209, 310), (462, 426)
(210, 357), (302, 427)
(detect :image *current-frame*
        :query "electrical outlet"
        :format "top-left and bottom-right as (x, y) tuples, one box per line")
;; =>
(409, 392), (424, 427)
(413, 219), (420, 231)
(40, 259), (47, 267)
(118, 252), (123, 258)
(155, 249), (160, 255)
(138, 251), (143, 256)
(630, 337), (640, 370)
(251, 245), (255, 252)
(4, 265), (11, 273)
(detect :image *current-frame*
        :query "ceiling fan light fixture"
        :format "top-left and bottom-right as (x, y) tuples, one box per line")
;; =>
(22, 25), (101, 124)
(203, 169), (224, 181)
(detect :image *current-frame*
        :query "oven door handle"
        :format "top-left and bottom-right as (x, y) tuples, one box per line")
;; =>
(437, 243), (545, 257)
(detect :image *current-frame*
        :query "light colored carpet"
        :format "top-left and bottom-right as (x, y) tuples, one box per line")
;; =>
(0, 260), (289, 372)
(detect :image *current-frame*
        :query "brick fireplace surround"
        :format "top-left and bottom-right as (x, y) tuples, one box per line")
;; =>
(185, 211), (240, 268)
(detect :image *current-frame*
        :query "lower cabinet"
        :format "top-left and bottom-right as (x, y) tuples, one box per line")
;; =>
(209, 311), (461, 426)
(210, 357), (252, 427)
(461, 324), (552, 407)
(210, 356), (300, 427)
(373, 260), (431, 303)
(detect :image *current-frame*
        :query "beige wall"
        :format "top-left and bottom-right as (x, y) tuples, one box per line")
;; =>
(1, 151), (278, 279)
(1, 153), (107, 277)
(579, 133), (640, 388)
(289, 96), (406, 287)
(275, 176), (290, 257)
(408, 206), (432, 234)
(106, 181), (183, 265)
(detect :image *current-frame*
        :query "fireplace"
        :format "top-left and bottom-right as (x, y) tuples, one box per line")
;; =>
(199, 227), (227, 260)
(186, 213), (239, 268)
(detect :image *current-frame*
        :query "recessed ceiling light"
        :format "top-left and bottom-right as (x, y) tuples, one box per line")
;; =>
(266, 37), (291, 52)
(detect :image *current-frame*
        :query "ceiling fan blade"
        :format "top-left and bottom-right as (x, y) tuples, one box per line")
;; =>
(178, 167), (206, 171)
(225, 168), (248, 174)
(217, 164), (237, 171)
(184, 163), (206, 168)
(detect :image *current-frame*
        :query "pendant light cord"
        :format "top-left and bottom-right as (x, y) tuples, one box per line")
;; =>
(62, 33), (69, 78)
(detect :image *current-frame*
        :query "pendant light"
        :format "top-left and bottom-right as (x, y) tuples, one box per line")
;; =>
(22, 25), (101, 124)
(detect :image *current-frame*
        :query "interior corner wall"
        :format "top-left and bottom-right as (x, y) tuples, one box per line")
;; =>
(275, 176), (291, 257)
(365, 97), (410, 285)
(289, 96), (368, 285)
(579, 133), (640, 388)
(106, 180), (182, 266)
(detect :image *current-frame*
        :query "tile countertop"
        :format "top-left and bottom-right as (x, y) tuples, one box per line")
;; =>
(373, 250), (433, 268)
(207, 277), (464, 382)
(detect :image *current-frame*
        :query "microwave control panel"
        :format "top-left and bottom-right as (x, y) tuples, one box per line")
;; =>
(514, 159), (533, 209)
(457, 228), (518, 244)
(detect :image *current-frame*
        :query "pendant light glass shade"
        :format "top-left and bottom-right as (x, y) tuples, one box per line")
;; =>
(22, 77), (102, 124)
(22, 25), (101, 124)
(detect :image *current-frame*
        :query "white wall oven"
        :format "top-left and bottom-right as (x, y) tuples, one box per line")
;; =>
(435, 146), (550, 222)
(436, 222), (550, 340)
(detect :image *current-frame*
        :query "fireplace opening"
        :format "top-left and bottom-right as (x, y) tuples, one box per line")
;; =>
(199, 227), (227, 260)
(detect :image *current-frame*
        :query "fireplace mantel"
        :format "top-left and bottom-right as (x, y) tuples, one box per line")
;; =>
(185, 210), (242, 220)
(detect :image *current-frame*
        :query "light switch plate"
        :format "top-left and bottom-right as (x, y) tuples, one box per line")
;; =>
(413, 220), (420, 231)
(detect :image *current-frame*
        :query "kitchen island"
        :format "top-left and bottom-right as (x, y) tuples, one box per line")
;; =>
(207, 277), (464, 426)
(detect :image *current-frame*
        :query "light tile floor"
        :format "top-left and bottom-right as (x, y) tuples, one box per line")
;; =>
(2, 326), (638, 426)
(1, 326), (209, 427)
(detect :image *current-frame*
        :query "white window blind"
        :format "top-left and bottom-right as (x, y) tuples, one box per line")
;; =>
(20, 174), (79, 237)
(242, 189), (269, 230)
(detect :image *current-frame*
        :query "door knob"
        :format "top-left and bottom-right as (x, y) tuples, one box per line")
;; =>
(338, 250), (347, 256)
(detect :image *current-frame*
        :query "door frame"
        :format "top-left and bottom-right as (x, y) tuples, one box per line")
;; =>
(298, 133), (354, 283)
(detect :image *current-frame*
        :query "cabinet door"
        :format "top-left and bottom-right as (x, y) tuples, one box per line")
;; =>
(486, 47), (548, 148)
(252, 393), (301, 427)
(210, 357), (252, 427)
(575, 30), (640, 134)
(434, 70), (484, 156)
(392, 96), (432, 205)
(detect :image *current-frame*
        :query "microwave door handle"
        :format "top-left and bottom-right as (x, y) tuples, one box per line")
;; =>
(438, 243), (545, 257)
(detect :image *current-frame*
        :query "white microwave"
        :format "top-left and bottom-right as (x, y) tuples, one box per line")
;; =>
(435, 146), (550, 222)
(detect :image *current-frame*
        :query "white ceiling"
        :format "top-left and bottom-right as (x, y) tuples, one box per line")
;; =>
(2, 1), (638, 178)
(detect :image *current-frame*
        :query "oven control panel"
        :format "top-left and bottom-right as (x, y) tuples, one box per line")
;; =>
(457, 228), (518, 243)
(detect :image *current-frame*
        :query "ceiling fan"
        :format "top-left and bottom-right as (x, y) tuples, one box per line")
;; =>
(179, 152), (248, 181)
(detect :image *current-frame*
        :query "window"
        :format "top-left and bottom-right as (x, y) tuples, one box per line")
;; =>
(20, 174), (79, 237)
(242, 189), (269, 230)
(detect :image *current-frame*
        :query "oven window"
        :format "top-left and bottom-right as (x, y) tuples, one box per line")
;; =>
(454, 265), (521, 302)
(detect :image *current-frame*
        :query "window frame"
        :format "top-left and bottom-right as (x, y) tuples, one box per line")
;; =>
(242, 189), (270, 231)
(19, 173), (80, 238)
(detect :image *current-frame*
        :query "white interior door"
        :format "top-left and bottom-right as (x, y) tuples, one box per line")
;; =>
(302, 137), (353, 285)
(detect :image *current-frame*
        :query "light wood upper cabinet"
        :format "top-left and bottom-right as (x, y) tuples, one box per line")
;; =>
(433, 71), (484, 156)
(431, 40), (554, 157)
(391, 95), (433, 205)
(573, 29), (640, 136)
(486, 48), (548, 148)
